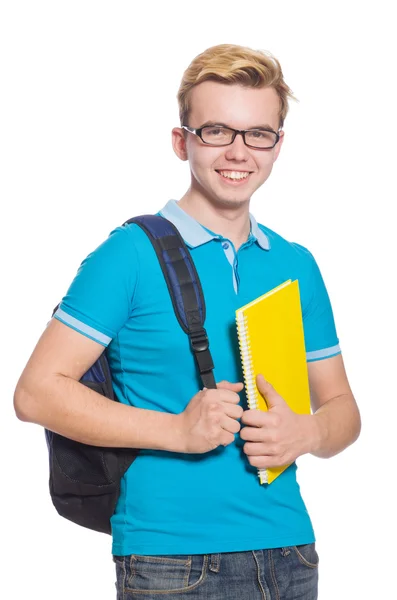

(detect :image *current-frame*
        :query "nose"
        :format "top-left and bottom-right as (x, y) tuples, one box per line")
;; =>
(224, 132), (250, 162)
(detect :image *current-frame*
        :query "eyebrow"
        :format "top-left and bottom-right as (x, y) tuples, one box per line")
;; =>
(200, 121), (277, 131)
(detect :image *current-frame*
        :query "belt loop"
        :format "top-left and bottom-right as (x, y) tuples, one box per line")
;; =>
(209, 553), (221, 573)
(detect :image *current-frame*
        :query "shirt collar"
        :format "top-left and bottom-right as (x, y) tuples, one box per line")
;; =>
(159, 200), (271, 251)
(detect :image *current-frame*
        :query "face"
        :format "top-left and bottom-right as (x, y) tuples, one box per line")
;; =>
(172, 81), (284, 209)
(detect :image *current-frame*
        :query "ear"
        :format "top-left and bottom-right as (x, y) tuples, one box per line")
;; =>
(273, 130), (285, 163)
(172, 127), (189, 161)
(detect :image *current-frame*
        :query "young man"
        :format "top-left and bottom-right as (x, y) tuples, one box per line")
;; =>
(14, 44), (361, 599)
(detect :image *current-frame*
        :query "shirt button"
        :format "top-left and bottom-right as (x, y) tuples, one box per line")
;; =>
(222, 242), (229, 249)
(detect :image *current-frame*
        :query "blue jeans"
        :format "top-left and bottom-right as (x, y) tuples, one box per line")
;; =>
(113, 544), (318, 599)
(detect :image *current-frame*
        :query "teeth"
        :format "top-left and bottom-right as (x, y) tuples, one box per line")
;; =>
(219, 170), (250, 180)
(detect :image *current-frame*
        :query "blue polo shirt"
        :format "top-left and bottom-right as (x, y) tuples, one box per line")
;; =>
(54, 199), (341, 556)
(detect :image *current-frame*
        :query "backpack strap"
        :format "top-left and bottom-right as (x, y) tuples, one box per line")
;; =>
(124, 215), (216, 390)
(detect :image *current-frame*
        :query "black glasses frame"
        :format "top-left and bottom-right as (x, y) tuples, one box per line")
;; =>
(182, 125), (281, 149)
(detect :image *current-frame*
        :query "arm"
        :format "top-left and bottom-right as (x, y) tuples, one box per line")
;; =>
(12, 226), (184, 451)
(307, 353), (361, 458)
(14, 318), (186, 451)
(14, 226), (245, 455)
(14, 319), (244, 454)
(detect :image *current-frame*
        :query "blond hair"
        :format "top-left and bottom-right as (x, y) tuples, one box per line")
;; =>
(177, 44), (297, 129)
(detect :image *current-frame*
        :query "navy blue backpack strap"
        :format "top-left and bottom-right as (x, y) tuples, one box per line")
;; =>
(124, 214), (216, 390)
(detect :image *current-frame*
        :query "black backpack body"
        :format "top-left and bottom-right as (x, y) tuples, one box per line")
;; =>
(45, 215), (216, 534)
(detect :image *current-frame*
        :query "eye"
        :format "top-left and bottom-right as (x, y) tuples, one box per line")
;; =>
(245, 129), (278, 147)
(250, 130), (270, 139)
(205, 127), (229, 137)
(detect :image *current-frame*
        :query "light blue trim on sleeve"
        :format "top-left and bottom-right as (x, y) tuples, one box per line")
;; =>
(306, 344), (341, 362)
(54, 308), (112, 346)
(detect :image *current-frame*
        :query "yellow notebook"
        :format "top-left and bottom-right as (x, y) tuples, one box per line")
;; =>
(235, 279), (311, 485)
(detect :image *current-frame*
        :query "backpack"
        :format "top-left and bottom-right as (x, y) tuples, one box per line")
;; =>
(45, 214), (216, 534)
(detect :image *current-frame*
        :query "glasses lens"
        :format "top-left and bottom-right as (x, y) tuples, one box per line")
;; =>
(245, 130), (277, 148)
(201, 126), (234, 145)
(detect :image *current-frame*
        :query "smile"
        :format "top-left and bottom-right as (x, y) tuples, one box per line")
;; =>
(216, 170), (252, 182)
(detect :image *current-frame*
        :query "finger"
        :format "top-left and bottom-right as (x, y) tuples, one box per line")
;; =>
(243, 441), (275, 456)
(256, 375), (285, 409)
(219, 431), (236, 447)
(221, 415), (241, 434)
(219, 390), (243, 404)
(217, 380), (244, 392)
(223, 403), (244, 420)
(241, 409), (271, 427)
(241, 409), (260, 425)
(239, 425), (268, 442)
(241, 409), (279, 428)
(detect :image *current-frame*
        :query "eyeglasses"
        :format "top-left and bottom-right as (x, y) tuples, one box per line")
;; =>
(182, 124), (281, 149)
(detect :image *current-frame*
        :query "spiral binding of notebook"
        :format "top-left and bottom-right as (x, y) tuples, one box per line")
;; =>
(236, 312), (268, 484)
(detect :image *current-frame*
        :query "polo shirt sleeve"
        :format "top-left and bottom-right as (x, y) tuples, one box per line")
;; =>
(294, 244), (341, 363)
(53, 226), (138, 347)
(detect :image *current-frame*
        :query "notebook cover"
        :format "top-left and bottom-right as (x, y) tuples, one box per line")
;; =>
(236, 279), (311, 484)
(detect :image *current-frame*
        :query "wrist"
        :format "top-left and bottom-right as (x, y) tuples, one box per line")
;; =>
(306, 413), (326, 456)
(160, 413), (187, 453)
(134, 410), (187, 453)
(300, 413), (322, 455)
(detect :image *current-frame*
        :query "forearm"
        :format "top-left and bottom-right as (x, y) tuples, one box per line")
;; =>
(308, 393), (361, 459)
(14, 374), (185, 452)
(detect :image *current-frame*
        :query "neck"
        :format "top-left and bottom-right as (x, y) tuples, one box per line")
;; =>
(178, 188), (251, 251)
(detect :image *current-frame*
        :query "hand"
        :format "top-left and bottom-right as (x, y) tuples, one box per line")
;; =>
(177, 380), (244, 454)
(240, 374), (315, 469)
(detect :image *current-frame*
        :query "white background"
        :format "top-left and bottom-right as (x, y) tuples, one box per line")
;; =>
(1, 1), (396, 598)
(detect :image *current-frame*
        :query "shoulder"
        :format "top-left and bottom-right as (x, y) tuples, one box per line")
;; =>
(120, 220), (162, 262)
(69, 224), (146, 289)
(257, 222), (315, 268)
(92, 221), (153, 261)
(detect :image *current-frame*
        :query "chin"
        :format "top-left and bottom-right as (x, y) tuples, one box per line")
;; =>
(210, 194), (251, 209)
(214, 185), (254, 204)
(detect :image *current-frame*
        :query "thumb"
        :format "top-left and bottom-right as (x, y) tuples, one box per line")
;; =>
(217, 380), (244, 392)
(256, 374), (285, 409)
